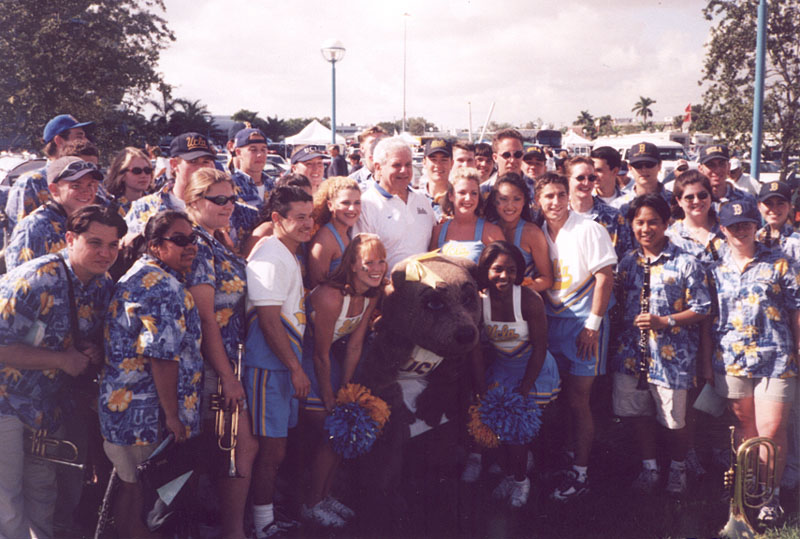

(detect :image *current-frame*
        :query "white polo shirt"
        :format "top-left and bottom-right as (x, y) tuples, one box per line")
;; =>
(353, 183), (436, 270)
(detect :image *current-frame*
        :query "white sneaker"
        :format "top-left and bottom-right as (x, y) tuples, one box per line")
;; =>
(757, 497), (784, 526)
(631, 467), (660, 493)
(492, 475), (514, 500)
(509, 477), (531, 508)
(301, 502), (345, 528)
(666, 466), (687, 497)
(461, 453), (483, 483)
(322, 496), (355, 521)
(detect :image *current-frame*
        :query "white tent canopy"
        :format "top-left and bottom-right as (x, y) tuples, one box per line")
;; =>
(562, 130), (592, 155)
(284, 119), (346, 145)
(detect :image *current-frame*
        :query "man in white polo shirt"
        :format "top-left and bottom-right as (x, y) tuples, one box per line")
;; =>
(353, 137), (436, 269)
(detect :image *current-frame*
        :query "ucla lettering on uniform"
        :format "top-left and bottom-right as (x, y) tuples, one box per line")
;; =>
(485, 324), (521, 341)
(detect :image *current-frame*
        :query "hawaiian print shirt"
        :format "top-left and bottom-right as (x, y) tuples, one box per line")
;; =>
(666, 220), (728, 272)
(757, 223), (800, 262)
(5, 167), (48, 231)
(124, 184), (179, 237)
(611, 184), (673, 219)
(613, 242), (712, 389)
(711, 243), (800, 379)
(187, 226), (247, 364)
(111, 194), (133, 219)
(5, 203), (69, 271)
(99, 255), (204, 445)
(585, 196), (634, 260)
(0, 252), (113, 430)
(229, 201), (260, 252)
(713, 183), (757, 212)
(231, 169), (274, 209)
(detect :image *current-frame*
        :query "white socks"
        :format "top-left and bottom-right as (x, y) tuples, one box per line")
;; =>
(253, 503), (275, 538)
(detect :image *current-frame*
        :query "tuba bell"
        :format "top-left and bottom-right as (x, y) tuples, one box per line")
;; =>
(719, 426), (777, 538)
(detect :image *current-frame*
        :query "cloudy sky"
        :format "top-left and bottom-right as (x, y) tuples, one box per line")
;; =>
(156, 0), (713, 133)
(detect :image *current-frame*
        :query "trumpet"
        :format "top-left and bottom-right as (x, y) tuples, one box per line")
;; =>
(23, 427), (84, 470)
(210, 344), (243, 478)
(720, 426), (777, 538)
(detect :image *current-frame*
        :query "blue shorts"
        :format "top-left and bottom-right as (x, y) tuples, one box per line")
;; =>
(547, 314), (609, 377)
(486, 351), (562, 406)
(244, 366), (298, 438)
(300, 336), (346, 412)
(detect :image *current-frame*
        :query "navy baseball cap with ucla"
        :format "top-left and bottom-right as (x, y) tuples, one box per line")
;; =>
(234, 128), (268, 149)
(46, 157), (103, 185)
(523, 146), (546, 162)
(170, 132), (215, 160)
(43, 114), (93, 143)
(424, 138), (452, 158)
(628, 142), (660, 165)
(719, 200), (760, 227)
(291, 145), (326, 164)
(758, 181), (792, 203)
(699, 144), (729, 164)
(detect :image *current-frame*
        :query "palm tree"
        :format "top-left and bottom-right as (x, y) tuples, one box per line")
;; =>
(167, 98), (214, 137)
(147, 83), (177, 135)
(576, 110), (594, 127)
(631, 96), (656, 123)
(597, 115), (613, 136)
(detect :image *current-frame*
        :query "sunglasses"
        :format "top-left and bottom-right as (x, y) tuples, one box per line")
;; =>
(204, 195), (237, 206)
(574, 174), (598, 183)
(682, 191), (710, 202)
(123, 166), (153, 175)
(162, 233), (199, 247)
(631, 162), (657, 170)
(500, 151), (524, 160)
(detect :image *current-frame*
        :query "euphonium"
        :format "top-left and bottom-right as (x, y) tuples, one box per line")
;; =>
(720, 426), (777, 538)
(23, 427), (84, 470)
(210, 344), (243, 478)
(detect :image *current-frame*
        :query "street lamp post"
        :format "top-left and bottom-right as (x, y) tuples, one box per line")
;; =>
(321, 40), (346, 145)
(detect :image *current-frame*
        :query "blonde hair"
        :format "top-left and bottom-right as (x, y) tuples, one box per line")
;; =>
(440, 167), (483, 217)
(184, 168), (233, 220)
(105, 147), (151, 197)
(326, 233), (387, 296)
(312, 176), (360, 227)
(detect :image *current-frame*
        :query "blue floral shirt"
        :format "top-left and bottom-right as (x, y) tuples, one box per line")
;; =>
(231, 169), (274, 209)
(229, 202), (260, 252)
(187, 226), (247, 364)
(5, 203), (68, 271)
(611, 184), (673, 219)
(613, 242), (712, 389)
(666, 220), (728, 271)
(711, 243), (800, 379)
(0, 253), (114, 430)
(5, 167), (48, 231)
(124, 184), (179, 237)
(584, 196), (634, 260)
(99, 255), (204, 445)
(757, 223), (800, 262)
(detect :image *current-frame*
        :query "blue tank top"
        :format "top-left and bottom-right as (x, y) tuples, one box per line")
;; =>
(513, 220), (535, 278)
(438, 218), (486, 264)
(325, 222), (348, 275)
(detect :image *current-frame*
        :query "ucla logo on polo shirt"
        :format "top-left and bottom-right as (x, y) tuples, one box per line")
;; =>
(187, 136), (209, 151)
(733, 204), (742, 215)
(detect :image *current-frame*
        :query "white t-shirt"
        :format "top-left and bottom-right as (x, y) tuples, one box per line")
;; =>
(353, 183), (436, 270)
(543, 211), (617, 318)
(245, 236), (306, 369)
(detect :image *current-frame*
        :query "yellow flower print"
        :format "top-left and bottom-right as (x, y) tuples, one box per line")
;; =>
(120, 357), (145, 374)
(48, 239), (65, 253)
(191, 372), (202, 385)
(731, 317), (743, 331)
(220, 260), (232, 272)
(673, 298), (685, 312)
(184, 291), (195, 310)
(745, 293), (760, 306)
(51, 221), (62, 234)
(135, 335), (147, 355)
(765, 306), (781, 321)
(0, 385), (6, 398)
(122, 291), (131, 300)
(39, 292), (54, 316)
(650, 265), (664, 278)
(220, 277), (245, 295)
(0, 298), (17, 320)
(141, 272), (163, 289)
(177, 315), (186, 331)
(78, 304), (92, 320)
(140, 315), (158, 335)
(774, 258), (789, 276)
(0, 366), (22, 383)
(43, 369), (57, 379)
(660, 344), (676, 361)
(726, 363), (745, 376)
(37, 190), (50, 204)
(215, 308), (233, 327)
(731, 341), (744, 355)
(14, 278), (30, 295)
(183, 392), (198, 411)
(758, 267), (773, 279)
(744, 342), (758, 359)
(18, 247), (34, 262)
(108, 300), (118, 319)
(742, 325), (758, 339)
(36, 261), (58, 277)
(663, 275), (676, 285)
(107, 388), (133, 412)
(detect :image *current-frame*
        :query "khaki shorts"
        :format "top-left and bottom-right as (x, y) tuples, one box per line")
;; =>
(103, 441), (158, 483)
(612, 372), (687, 429)
(714, 374), (796, 403)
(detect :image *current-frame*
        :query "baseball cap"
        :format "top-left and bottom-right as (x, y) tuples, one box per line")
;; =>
(46, 156), (103, 185)
(43, 114), (94, 143)
(523, 146), (546, 162)
(758, 181), (792, 203)
(729, 157), (742, 171)
(227, 121), (247, 141)
(718, 200), (760, 227)
(291, 145), (326, 164)
(170, 133), (215, 160)
(628, 142), (660, 165)
(234, 128), (268, 149)
(424, 138), (452, 158)
(699, 144), (729, 164)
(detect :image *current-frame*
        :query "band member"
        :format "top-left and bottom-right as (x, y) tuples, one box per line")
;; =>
(612, 194), (710, 496)
(0, 205), (123, 539)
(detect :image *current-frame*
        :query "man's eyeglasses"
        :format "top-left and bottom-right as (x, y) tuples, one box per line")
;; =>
(122, 166), (153, 175)
(500, 151), (524, 160)
(574, 174), (598, 183)
(162, 233), (199, 247)
(204, 195), (237, 206)
(682, 191), (710, 202)
(631, 162), (657, 170)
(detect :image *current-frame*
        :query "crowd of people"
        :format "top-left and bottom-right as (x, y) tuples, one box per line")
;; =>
(0, 114), (798, 538)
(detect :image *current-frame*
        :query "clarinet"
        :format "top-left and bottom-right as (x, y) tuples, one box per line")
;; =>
(637, 258), (651, 390)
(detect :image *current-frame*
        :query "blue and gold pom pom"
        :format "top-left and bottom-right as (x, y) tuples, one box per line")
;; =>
(324, 383), (391, 459)
(468, 384), (542, 447)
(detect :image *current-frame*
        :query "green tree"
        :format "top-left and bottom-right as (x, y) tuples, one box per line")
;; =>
(597, 115), (614, 136)
(0, 0), (174, 153)
(575, 110), (596, 139)
(701, 0), (800, 178)
(167, 99), (218, 140)
(408, 117), (437, 135)
(632, 96), (657, 128)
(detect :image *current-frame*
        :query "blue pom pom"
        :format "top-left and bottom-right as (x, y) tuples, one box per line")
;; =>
(324, 402), (381, 459)
(478, 385), (542, 445)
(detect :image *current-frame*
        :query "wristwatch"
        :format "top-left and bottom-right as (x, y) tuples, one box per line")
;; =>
(666, 316), (676, 328)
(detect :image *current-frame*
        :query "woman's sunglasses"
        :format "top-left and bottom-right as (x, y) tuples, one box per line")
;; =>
(122, 166), (153, 175)
(682, 191), (710, 202)
(162, 233), (199, 247)
(204, 195), (237, 206)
